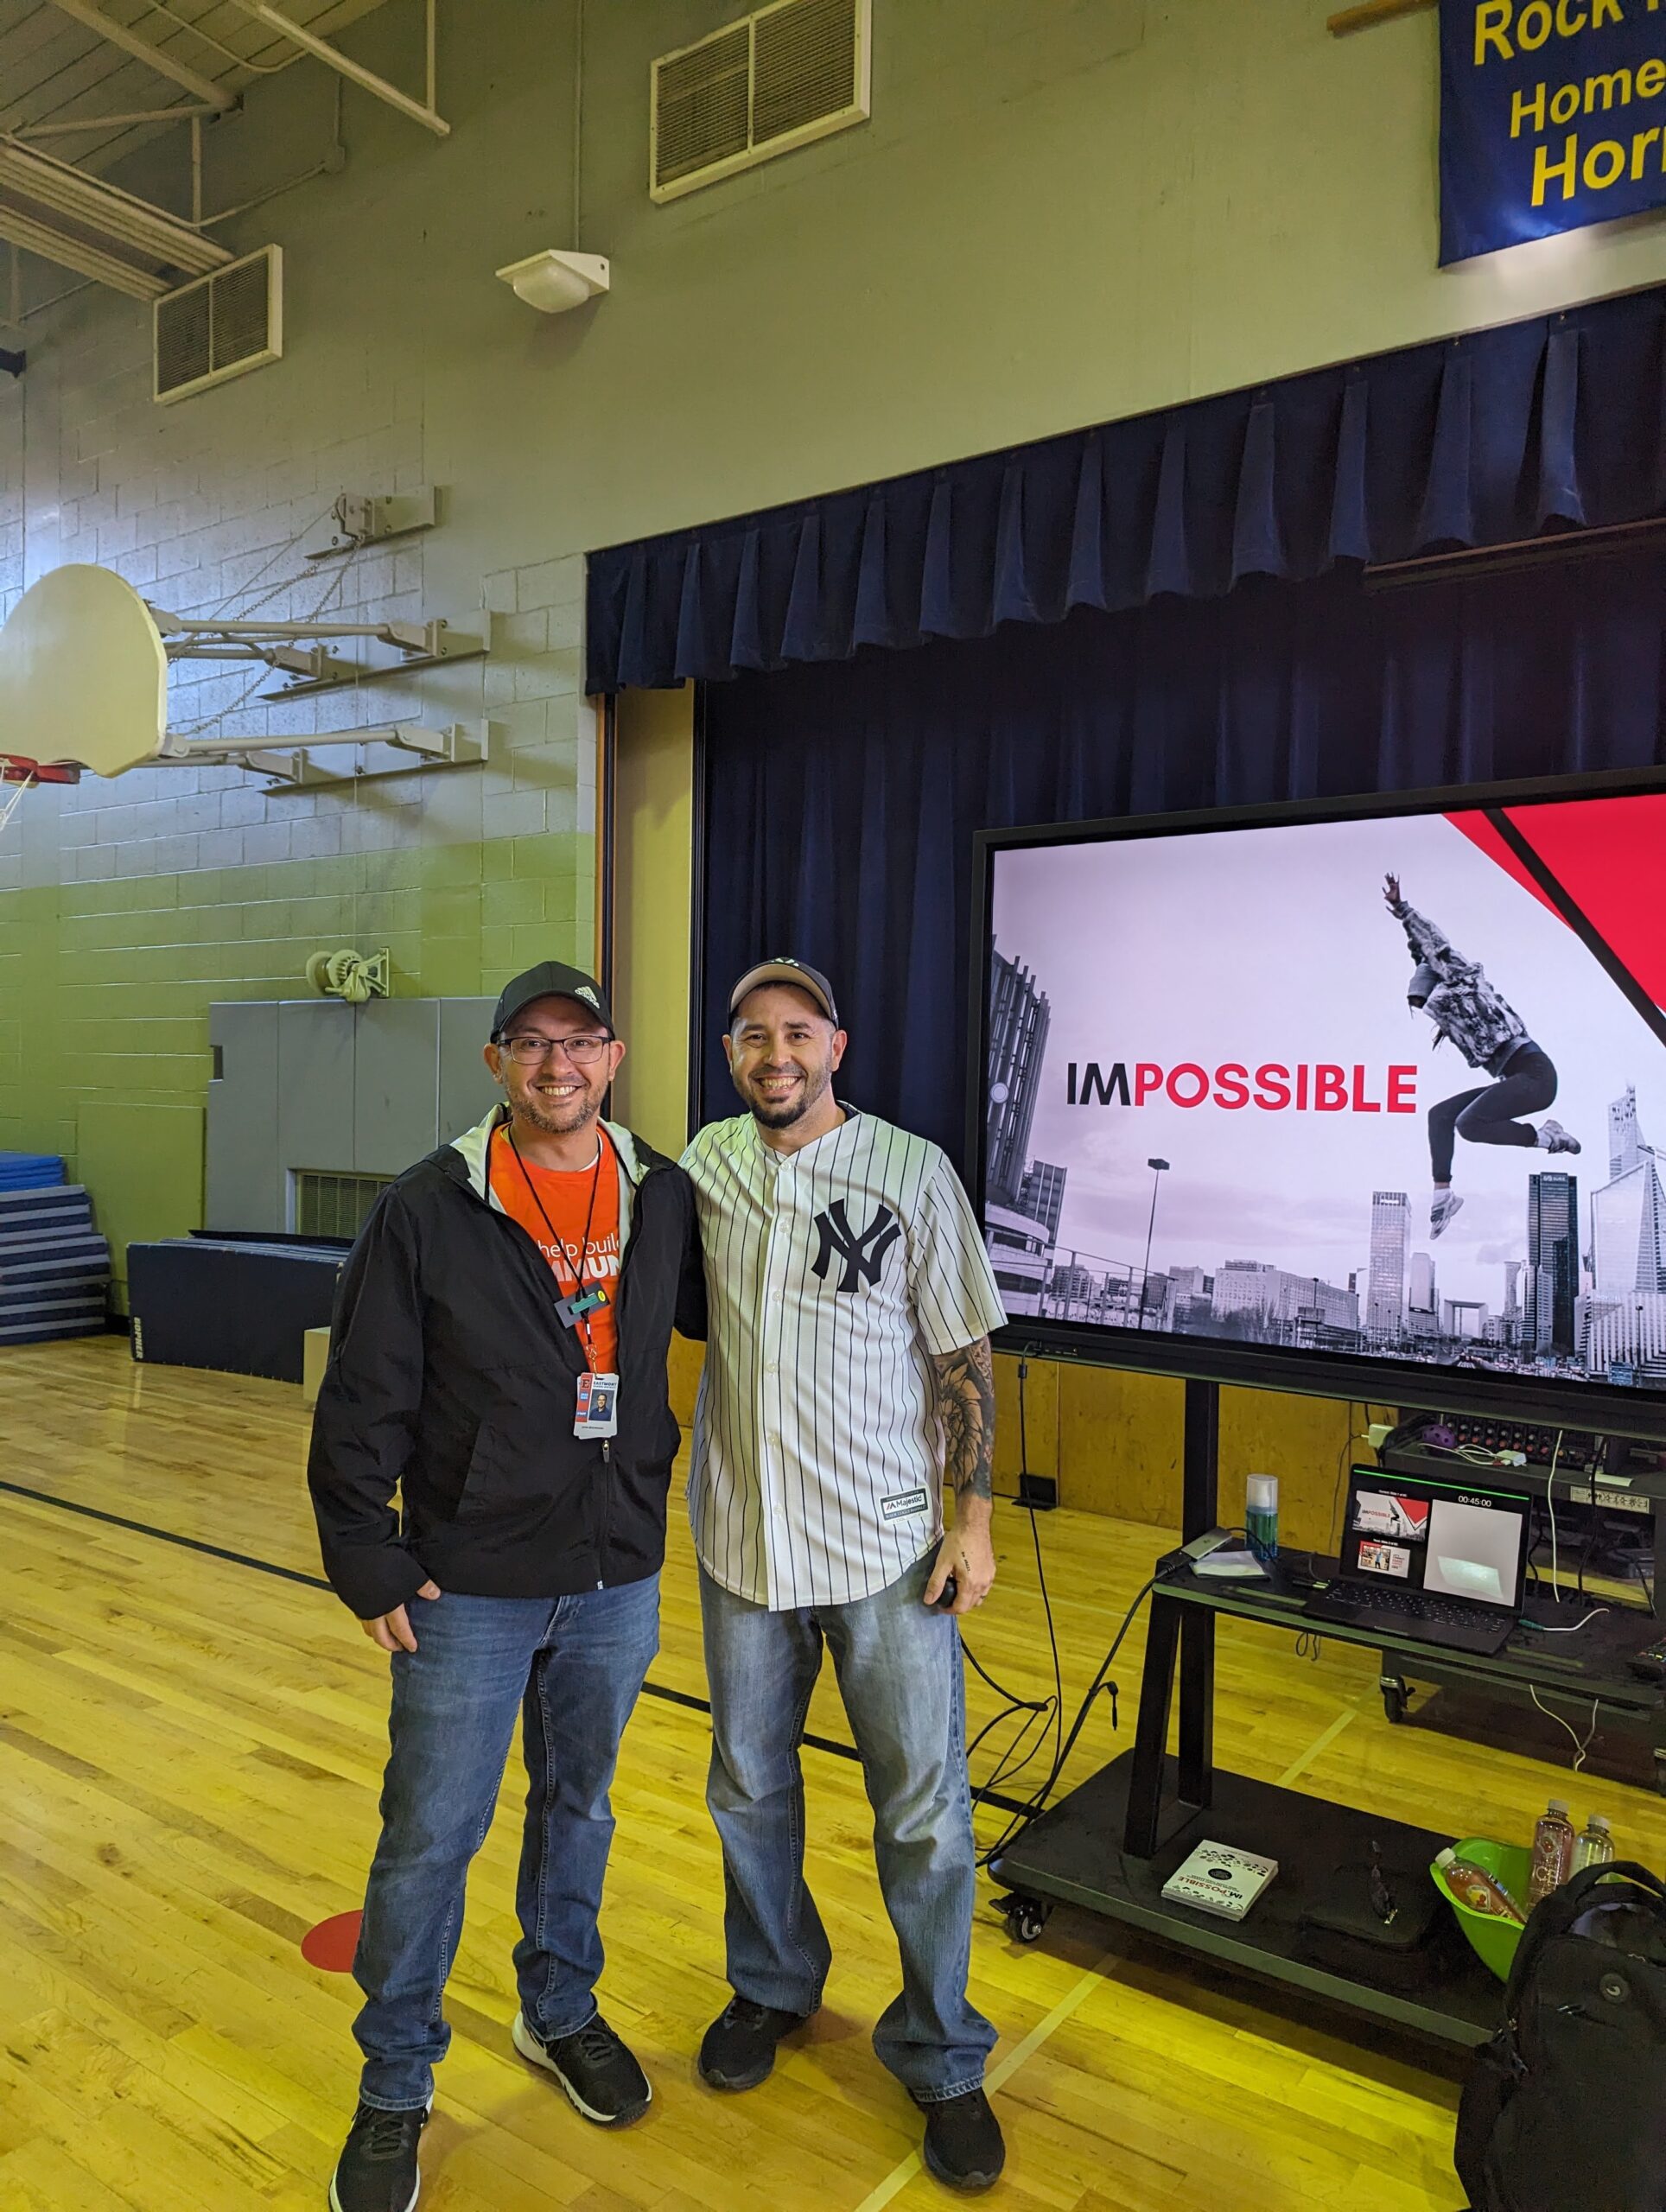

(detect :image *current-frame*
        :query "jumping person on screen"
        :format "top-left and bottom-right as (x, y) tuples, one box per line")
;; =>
(680, 957), (1009, 2196)
(1383, 875), (1579, 1240)
(308, 961), (703, 2212)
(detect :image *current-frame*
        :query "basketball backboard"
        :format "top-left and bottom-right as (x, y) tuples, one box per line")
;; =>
(0, 564), (169, 778)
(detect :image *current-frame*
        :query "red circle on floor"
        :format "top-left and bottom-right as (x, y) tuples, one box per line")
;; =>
(302, 1910), (362, 1973)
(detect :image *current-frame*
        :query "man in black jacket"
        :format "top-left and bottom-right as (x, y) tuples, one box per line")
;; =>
(309, 960), (703, 2212)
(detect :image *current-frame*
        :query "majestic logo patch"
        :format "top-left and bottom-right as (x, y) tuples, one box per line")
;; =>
(881, 1486), (930, 1522)
(811, 1199), (901, 1292)
(875, 1486), (929, 1522)
(575, 986), (600, 1008)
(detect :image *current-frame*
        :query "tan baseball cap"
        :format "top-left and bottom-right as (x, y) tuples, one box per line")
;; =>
(728, 957), (840, 1026)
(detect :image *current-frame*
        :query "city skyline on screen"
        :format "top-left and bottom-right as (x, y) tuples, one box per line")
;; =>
(979, 792), (1666, 1389)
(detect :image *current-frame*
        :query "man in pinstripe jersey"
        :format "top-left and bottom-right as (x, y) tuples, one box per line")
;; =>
(681, 958), (1008, 2195)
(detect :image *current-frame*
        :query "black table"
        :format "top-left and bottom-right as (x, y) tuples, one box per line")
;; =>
(990, 1382), (1666, 2049)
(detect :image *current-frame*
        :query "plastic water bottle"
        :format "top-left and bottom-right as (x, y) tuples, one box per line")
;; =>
(1573, 1814), (1615, 1872)
(1434, 1847), (1526, 1923)
(1528, 1800), (1577, 1904)
(1245, 1473), (1280, 1567)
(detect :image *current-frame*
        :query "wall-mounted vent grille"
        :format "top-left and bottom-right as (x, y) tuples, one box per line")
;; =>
(154, 245), (283, 404)
(651, 0), (869, 203)
(294, 1169), (391, 1243)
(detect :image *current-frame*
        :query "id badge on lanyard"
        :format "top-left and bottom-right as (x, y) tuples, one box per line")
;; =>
(574, 1369), (620, 1438)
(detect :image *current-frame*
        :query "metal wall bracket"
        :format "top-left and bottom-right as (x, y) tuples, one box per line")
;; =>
(242, 747), (334, 785)
(255, 721), (493, 787)
(149, 602), (487, 699)
(305, 486), (439, 561)
(157, 721), (493, 787)
(262, 620), (486, 698)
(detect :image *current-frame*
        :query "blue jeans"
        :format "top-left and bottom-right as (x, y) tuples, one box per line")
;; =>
(352, 1576), (659, 2111)
(699, 1554), (996, 2101)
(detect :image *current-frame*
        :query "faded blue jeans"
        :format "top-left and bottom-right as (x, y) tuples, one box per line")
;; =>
(699, 1554), (996, 2102)
(352, 1576), (659, 2112)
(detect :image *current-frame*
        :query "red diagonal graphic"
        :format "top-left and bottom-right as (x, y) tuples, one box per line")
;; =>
(1449, 795), (1666, 1014)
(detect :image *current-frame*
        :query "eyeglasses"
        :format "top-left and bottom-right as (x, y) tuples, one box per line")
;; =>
(499, 1033), (613, 1065)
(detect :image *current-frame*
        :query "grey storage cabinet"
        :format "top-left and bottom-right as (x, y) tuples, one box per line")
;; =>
(207, 997), (499, 1236)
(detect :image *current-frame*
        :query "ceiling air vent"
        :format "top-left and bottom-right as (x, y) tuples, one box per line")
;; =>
(154, 245), (283, 405)
(651, 0), (870, 203)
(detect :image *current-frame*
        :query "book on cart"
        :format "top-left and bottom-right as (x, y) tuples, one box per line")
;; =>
(1160, 1841), (1279, 1922)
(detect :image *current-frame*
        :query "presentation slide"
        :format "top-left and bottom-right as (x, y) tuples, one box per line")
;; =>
(982, 791), (1666, 1390)
(1357, 1540), (1412, 1580)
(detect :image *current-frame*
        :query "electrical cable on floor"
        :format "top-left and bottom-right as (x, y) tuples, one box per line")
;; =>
(963, 1358), (1063, 1836)
(976, 1568), (1163, 1870)
(1529, 1685), (1599, 1770)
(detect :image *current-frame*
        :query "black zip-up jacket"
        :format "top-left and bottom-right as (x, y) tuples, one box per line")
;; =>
(308, 1107), (705, 1619)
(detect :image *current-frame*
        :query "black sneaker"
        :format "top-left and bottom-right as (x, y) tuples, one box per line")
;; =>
(512, 2009), (651, 2126)
(328, 2101), (428, 2212)
(915, 2087), (1006, 2194)
(696, 1995), (806, 2090)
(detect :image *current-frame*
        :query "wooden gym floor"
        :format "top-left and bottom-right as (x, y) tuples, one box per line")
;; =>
(2, 1338), (1663, 2211)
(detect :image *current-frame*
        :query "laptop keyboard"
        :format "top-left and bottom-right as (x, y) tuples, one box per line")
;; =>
(1319, 1585), (1495, 1627)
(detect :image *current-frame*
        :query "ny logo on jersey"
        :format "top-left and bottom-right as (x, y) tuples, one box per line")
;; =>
(811, 1199), (901, 1292)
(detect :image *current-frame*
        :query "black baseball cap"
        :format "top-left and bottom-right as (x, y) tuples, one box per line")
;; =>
(492, 961), (614, 1039)
(728, 957), (839, 1026)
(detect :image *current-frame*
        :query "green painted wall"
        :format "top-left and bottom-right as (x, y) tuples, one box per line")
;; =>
(0, 830), (584, 1292)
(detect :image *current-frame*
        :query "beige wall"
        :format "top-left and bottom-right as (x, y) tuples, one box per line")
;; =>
(610, 686), (696, 1159)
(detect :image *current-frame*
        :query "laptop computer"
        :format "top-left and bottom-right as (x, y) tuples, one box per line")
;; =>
(1302, 1468), (1532, 1656)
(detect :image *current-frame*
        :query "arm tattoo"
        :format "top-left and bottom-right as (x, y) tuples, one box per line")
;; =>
(931, 1336), (995, 1502)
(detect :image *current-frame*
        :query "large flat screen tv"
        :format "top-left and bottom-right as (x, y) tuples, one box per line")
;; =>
(970, 772), (1666, 1440)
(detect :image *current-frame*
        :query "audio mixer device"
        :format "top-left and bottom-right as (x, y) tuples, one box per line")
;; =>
(1383, 1414), (1661, 1544)
(1409, 1416), (1613, 1474)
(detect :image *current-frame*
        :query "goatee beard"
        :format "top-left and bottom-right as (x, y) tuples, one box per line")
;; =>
(518, 1094), (598, 1137)
(748, 1071), (828, 1129)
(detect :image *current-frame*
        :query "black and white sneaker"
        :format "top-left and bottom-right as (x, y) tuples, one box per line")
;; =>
(512, 2009), (651, 2127)
(696, 1995), (806, 2090)
(915, 2087), (1006, 2194)
(1430, 1192), (1465, 1240)
(328, 2101), (429, 2212)
(1537, 1119), (1580, 1155)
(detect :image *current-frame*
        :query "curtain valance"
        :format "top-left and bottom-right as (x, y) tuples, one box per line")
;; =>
(588, 285), (1666, 693)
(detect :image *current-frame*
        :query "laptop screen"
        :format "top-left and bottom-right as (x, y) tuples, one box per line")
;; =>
(1339, 1468), (1531, 1614)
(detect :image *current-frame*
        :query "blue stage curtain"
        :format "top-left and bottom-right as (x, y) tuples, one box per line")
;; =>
(590, 287), (1666, 694)
(695, 556), (1666, 1159)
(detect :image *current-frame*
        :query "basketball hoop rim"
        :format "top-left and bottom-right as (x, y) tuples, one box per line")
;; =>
(1, 754), (79, 785)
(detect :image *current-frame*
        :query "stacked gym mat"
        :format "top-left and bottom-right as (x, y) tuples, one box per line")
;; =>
(127, 1238), (345, 1382)
(0, 1155), (111, 1344)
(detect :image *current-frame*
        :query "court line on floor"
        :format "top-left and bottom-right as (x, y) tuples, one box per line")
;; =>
(1275, 1700), (1361, 1789)
(849, 1952), (1115, 2212)
(0, 1476), (1036, 1814)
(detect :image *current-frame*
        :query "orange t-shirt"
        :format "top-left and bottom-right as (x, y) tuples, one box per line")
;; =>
(489, 1124), (621, 1374)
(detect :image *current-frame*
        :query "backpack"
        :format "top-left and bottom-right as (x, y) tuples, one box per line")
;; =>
(1454, 1860), (1666, 2212)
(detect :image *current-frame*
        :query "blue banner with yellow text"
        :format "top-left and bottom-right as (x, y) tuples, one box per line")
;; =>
(1441, 0), (1666, 262)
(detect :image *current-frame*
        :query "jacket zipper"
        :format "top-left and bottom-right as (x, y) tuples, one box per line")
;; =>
(459, 1128), (666, 1589)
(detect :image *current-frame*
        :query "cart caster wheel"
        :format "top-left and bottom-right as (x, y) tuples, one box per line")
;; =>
(1005, 1897), (1051, 1944)
(1380, 1675), (1409, 1726)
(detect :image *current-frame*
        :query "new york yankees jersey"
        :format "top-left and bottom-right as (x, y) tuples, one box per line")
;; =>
(681, 1108), (1007, 1609)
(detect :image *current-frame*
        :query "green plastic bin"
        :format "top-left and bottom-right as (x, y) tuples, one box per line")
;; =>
(1430, 1837), (1534, 1982)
